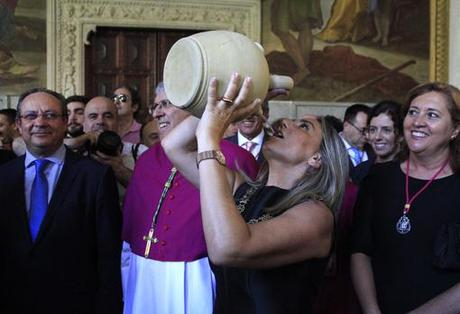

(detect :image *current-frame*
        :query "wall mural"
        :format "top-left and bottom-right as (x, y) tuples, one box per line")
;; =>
(0, 0), (46, 103)
(262, 0), (429, 103)
(0, 0), (435, 107)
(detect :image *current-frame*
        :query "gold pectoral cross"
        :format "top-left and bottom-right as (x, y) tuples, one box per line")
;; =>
(143, 227), (158, 257)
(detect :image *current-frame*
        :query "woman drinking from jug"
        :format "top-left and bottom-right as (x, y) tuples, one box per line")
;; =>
(162, 73), (348, 313)
(351, 82), (460, 314)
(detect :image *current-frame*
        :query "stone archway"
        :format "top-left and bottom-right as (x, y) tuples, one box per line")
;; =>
(47, 0), (261, 96)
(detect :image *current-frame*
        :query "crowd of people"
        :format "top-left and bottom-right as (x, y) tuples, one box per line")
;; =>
(0, 76), (459, 314)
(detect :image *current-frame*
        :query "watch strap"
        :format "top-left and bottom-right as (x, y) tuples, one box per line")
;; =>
(196, 150), (226, 168)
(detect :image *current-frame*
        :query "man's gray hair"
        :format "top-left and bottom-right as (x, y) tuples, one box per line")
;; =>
(155, 82), (165, 96)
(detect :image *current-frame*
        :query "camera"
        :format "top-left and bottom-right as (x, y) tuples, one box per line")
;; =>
(95, 131), (122, 156)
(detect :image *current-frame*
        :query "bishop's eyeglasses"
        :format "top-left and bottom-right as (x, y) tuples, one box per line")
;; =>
(148, 99), (172, 115)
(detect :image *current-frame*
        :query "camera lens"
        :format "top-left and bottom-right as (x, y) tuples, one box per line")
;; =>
(96, 131), (122, 156)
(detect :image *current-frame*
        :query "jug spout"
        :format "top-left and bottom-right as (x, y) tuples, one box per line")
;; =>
(269, 75), (294, 90)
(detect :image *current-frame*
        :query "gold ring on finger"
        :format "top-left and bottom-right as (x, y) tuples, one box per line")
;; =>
(220, 97), (234, 105)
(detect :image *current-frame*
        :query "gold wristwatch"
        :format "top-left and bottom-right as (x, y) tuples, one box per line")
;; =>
(196, 150), (226, 168)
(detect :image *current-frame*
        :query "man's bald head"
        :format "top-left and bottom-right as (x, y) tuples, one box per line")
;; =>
(84, 96), (118, 133)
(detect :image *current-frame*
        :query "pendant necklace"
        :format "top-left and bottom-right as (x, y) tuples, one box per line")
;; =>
(396, 158), (449, 235)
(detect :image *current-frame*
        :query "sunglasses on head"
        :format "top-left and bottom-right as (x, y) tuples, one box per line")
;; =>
(112, 94), (129, 103)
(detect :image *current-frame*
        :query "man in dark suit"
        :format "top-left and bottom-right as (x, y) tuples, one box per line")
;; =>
(226, 112), (268, 163)
(340, 104), (374, 185)
(0, 88), (122, 313)
(0, 147), (15, 164)
(225, 89), (287, 164)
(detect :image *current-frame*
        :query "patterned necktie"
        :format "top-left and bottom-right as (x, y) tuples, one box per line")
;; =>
(29, 159), (50, 242)
(243, 141), (257, 155)
(348, 147), (363, 166)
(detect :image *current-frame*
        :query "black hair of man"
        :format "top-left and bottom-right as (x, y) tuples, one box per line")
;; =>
(17, 88), (67, 117)
(0, 108), (18, 124)
(324, 115), (344, 133)
(139, 120), (149, 139)
(343, 103), (370, 124)
(65, 95), (90, 106)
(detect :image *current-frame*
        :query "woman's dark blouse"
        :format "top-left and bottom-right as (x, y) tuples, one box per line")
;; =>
(211, 183), (329, 314)
(352, 161), (460, 314)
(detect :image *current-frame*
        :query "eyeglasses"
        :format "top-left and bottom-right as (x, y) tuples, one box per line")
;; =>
(148, 99), (172, 114)
(112, 94), (129, 103)
(347, 120), (366, 135)
(19, 111), (66, 121)
(367, 126), (395, 136)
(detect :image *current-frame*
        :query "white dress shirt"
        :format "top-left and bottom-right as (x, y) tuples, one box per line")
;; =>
(339, 133), (368, 166)
(24, 145), (66, 215)
(238, 130), (264, 159)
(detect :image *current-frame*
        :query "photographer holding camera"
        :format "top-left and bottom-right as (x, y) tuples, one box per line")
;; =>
(65, 96), (148, 189)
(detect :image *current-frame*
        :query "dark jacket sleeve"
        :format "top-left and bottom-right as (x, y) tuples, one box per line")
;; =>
(95, 166), (123, 313)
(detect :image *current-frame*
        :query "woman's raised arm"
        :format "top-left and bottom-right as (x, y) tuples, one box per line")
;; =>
(161, 115), (201, 187)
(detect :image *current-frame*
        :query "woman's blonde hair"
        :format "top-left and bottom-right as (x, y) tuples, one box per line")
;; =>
(247, 116), (349, 216)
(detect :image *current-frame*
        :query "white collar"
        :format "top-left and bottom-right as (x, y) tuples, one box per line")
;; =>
(237, 130), (265, 146)
(25, 144), (66, 168)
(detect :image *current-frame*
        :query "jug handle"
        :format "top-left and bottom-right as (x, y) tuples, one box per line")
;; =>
(254, 42), (265, 53)
(269, 75), (294, 90)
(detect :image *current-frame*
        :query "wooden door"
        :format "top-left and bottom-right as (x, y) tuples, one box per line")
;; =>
(85, 27), (198, 122)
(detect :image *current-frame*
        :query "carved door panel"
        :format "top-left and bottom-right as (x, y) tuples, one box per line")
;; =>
(85, 27), (198, 122)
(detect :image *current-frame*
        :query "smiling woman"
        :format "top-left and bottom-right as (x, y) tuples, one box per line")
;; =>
(351, 82), (460, 314)
(366, 100), (403, 163)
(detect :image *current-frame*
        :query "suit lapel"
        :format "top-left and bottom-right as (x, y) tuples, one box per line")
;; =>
(34, 150), (81, 244)
(256, 133), (269, 164)
(9, 156), (34, 246)
(226, 134), (238, 144)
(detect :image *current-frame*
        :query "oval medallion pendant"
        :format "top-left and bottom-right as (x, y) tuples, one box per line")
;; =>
(396, 214), (411, 234)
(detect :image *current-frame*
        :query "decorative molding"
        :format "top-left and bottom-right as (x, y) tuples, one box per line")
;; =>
(449, 0), (460, 86)
(430, 0), (449, 82)
(82, 24), (97, 45)
(269, 101), (352, 122)
(0, 95), (20, 109)
(47, 0), (261, 95)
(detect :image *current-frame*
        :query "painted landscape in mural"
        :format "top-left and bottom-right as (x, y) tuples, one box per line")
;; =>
(0, 0), (46, 97)
(263, 0), (429, 103)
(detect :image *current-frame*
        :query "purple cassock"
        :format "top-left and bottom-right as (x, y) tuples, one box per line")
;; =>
(122, 140), (259, 261)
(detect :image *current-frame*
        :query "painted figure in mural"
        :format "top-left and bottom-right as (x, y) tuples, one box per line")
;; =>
(370, 0), (394, 46)
(318, 0), (371, 43)
(0, 0), (39, 78)
(270, 0), (322, 83)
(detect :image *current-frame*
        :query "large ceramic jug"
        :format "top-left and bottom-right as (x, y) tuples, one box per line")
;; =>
(163, 30), (293, 117)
